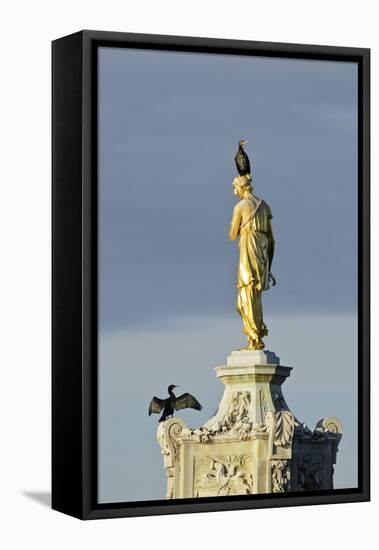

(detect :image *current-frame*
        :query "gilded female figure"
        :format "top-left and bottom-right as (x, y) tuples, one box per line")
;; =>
(229, 174), (276, 350)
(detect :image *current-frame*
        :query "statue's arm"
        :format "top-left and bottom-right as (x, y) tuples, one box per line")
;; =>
(267, 219), (275, 271)
(229, 204), (241, 241)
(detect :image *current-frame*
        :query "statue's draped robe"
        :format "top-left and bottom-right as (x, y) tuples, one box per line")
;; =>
(229, 196), (273, 348)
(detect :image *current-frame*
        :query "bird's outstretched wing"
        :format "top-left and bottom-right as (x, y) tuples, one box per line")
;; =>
(149, 397), (164, 416)
(174, 393), (202, 412)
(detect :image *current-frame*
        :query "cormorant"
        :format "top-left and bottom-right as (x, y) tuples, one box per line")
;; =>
(148, 385), (202, 422)
(235, 139), (251, 176)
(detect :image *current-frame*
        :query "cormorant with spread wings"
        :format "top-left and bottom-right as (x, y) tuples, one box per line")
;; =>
(148, 385), (202, 422)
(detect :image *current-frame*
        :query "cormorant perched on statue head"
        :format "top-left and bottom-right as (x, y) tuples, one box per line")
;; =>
(235, 139), (251, 176)
(148, 385), (202, 422)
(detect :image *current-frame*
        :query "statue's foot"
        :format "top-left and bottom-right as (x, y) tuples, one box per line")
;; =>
(241, 339), (265, 351)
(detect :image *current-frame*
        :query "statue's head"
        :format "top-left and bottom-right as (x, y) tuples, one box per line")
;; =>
(232, 174), (252, 197)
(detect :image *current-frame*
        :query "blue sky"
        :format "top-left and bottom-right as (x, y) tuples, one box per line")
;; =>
(97, 47), (358, 502)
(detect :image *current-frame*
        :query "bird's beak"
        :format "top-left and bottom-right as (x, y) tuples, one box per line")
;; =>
(242, 140), (248, 145)
(174, 385), (179, 388)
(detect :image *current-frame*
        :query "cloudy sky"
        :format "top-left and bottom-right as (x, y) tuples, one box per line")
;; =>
(97, 47), (358, 503)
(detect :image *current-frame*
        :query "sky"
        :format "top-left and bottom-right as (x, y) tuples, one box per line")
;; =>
(97, 47), (358, 503)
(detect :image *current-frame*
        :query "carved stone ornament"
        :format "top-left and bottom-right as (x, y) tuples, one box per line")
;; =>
(259, 389), (270, 422)
(273, 411), (295, 447)
(182, 391), (255, 442)
(195, 455), (253, 497)
(166, 467), (175, 500)
(271, 459), (289, 493)
(266, 410), (295, 448)
(297, 456), (323, 490)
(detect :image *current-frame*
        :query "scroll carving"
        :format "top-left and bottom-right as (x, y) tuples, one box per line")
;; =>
(157, 418), (186, 499)
(315, 416), (343, 435)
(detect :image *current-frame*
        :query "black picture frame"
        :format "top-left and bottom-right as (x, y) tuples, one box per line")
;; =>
(52, 30), (370, 520)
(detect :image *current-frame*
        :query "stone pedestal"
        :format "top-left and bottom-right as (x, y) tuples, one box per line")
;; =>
(157, 350), (342, 498)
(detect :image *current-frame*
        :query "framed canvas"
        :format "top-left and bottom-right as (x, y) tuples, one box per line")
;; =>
(52, 30), (370, 519)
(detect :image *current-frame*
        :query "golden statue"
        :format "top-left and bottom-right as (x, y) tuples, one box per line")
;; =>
(229, 173), (276, 350)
